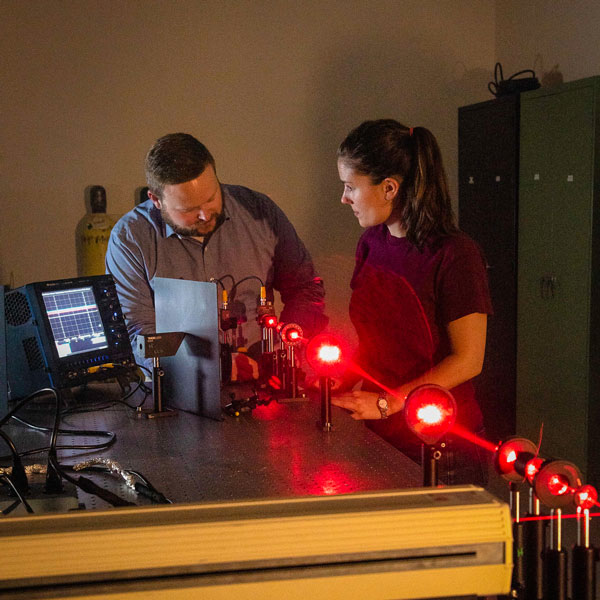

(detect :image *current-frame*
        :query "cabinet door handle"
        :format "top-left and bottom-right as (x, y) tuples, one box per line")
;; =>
(540, 275), (558, 299)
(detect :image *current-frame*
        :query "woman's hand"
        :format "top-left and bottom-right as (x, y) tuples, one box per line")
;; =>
(331, 390), (384, 420)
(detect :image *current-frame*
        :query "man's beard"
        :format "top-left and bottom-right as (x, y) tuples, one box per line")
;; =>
(160, 207), (221, 237)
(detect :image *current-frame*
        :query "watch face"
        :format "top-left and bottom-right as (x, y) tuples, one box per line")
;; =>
(377, 397), (388, 410)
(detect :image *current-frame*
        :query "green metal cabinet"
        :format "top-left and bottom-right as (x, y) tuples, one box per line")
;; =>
(517, 76), (600, 485)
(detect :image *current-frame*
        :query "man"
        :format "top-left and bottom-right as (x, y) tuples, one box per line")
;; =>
(106, 133), (327, 366)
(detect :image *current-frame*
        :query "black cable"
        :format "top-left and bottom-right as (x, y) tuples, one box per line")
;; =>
(0, 429), (28, 494)
(11, 415), (116, 439)
(0, 428), (20, 460)
(2, 498), (22, 516)
(137, 362), (152, 377)
(230, 274), (265, 291)
(113, 374), (150, 409)
(0, 475), (33, 514)
(214, 274), (235, 289)
(0, 413), (117, 461)
(0, 431), (117, 462)
(127, 469), (172, 504)
(48, 456), (135, 508)
(44, 390), (63, 493)
(0, 387), (59, 429)
(42, 392), (134, 507)
(60, 400), (126, 416)
(71, 465), (173, 505)
(134, 481), (171, 504)
(0, 433), (117, 461)
(59, 373), (149, 415)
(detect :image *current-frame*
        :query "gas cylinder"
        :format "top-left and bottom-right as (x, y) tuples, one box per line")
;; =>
(76, 186), (118, 277)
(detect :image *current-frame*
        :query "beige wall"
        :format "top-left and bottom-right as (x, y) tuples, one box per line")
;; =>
(2, 0), (497, 339)
(496, 0), (600, 84)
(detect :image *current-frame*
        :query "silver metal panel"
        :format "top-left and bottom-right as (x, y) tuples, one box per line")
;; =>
(155, 277), (221, 419)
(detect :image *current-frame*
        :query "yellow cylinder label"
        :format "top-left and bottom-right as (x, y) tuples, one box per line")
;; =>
(76, 214), (118, 277)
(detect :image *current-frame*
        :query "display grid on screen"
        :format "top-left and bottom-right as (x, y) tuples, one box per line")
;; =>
(41, 287), (108, 358)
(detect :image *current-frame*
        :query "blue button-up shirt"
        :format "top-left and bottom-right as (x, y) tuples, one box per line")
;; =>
(106, 184), (327, 359)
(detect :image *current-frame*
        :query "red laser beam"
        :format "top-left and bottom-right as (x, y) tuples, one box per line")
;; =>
(347, 361), (499, 451)
(519, 511), (600, 522)
(334, 355), (593, 507)
(347, 361), (398, 398)
(451, 423), (498, 453)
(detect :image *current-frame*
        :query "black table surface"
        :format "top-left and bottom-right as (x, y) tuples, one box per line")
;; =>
(3, 383), (422, 511)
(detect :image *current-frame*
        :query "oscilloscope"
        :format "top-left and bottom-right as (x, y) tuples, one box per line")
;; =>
(1, 274), (136, 414)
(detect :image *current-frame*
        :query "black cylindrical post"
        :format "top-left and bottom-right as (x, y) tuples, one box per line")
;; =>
(523, 518), (546, 600)
(544, 509), (568, 600)
(320, 376), (332, 431)
(544, 549), (568, 600)
(522, 488), (545, 600)
(421, 444), (439, 487)
(512, 521), (526, 596)
(572, 545), (596, 600)
(276, 348), (287, 390)
(287, 346), (298, 398)
(572, 508), (597, 600)
(152, 357), (164, 412)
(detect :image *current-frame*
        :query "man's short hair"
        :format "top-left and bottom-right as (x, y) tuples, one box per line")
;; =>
(145, 133), (216, 197)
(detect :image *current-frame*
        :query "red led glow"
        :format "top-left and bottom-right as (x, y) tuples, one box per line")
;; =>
(525, 457), (543, 484)
(280, 323), (304, 347)
(263, 315), (278, 328)
(404, 385), (456, 444)
(317, 344), (341, 363)
(547, 474), (570, 496)
(493, 437), (538, 482)
(534, 460), (582, 509)
(574, 485), (598, 510)
(268, 375), (282, 390)
(305, 333), (346, 376)
(416, 404), (444, 425)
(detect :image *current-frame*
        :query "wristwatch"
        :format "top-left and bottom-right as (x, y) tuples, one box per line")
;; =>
(377, 393), (389, 419)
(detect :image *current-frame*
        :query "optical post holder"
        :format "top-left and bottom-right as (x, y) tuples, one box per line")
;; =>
(135, 332), (185, 418)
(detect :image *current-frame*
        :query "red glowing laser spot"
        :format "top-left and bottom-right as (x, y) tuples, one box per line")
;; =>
(262, 315), (278, 328)
(280, 323), (304, 347)
(318, 344), (341, 363)
(348, 362), (497, 453)
(416, 404), (444, 425)
(404, 385), (457, 444)
(493, 437), (538, 482)
(525, 457), (543, 484)
(313, 336), (497, 454)
(548, 474), (570, 496)
(306, 333), (346, 377)
(574, 485), (598, 510)
(534, 460), (583, 509)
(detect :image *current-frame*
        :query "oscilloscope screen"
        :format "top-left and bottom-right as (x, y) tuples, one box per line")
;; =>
(41, 286), (109, 358)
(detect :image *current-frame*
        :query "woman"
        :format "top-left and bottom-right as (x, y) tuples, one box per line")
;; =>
(331, 119), (492, 485)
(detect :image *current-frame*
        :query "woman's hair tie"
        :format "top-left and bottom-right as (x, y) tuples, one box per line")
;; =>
(409, 127), (414, 136)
